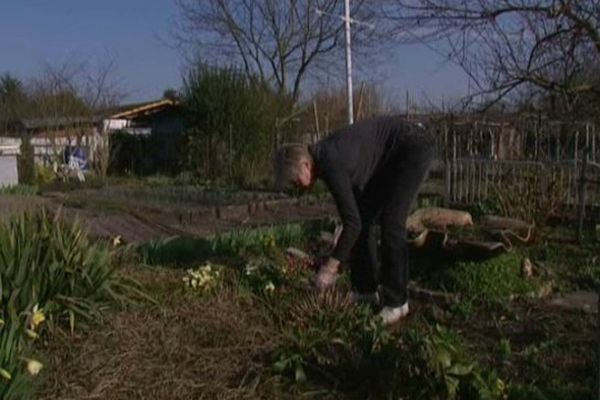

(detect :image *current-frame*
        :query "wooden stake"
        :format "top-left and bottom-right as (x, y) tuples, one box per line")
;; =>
(313, 100), (321, 141)
(577, 147), (589, 242)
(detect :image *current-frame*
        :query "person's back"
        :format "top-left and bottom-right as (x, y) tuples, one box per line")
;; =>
(311, 116), (432, 189)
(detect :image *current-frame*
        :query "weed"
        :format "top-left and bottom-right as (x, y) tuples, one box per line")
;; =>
(499, 338), (512, 364)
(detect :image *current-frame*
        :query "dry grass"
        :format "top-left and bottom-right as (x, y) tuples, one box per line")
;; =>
(36, 266), (307, 400)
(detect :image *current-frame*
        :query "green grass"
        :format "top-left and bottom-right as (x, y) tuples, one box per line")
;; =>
(523, 240), (600, 291)
(421, 252), (542, 302)
(0, 185), (39, 196)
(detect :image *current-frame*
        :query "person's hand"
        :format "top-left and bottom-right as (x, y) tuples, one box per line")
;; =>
(312, 257), (340, 291)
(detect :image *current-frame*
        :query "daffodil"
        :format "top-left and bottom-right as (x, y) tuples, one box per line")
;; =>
(24, 359), (43, 376)
(0, 368), (11, 380)
(30, 305), (45, 330)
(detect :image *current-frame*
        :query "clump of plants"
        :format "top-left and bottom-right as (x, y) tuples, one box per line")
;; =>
(374, 324), (507, 400)
(273, 290), (385, 384)
(138, 219), (331, 267)
(0, 210), (144, 398)
(272, 291), (507, 399)
(423, 252), (542, 302)
(182, 262), (224, 294)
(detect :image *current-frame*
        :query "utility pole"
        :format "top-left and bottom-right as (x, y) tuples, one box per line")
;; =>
(317, 1), (372, 126)
(344, 0), (353, 125)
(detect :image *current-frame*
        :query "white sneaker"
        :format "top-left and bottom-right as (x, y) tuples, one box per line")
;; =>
(378, 303), (409, 325)
(350, 292), (380, 306)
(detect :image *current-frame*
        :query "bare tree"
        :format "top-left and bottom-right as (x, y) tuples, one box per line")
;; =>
(172, 0), (383, 101)
(24, 54), (124, 180)
(386, 0), (600, 113)
(28, 52), (123, 118)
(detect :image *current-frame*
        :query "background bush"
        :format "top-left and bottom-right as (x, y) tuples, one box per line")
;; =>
(181, 63), (292, 186)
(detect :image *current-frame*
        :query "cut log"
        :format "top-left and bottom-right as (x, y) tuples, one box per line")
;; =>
(480, 215), (533, 232)
(407, 207), (474, 234)
(480, 216), (535, 246)
(409, 229), (509, 260)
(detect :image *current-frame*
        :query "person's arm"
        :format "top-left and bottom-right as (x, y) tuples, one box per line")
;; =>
(320, 163), (361, 263)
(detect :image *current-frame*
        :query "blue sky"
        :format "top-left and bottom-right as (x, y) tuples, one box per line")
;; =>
(0, 1), (469, 107)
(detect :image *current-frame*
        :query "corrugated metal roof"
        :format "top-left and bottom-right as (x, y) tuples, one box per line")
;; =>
(21, 116), (101, 130)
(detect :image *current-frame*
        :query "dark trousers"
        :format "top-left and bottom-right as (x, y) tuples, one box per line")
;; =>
(350, 139), (434, 307)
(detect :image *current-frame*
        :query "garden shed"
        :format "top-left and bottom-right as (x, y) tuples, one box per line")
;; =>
(0, 144), (20, 186)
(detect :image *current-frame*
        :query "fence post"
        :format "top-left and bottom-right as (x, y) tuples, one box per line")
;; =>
(597, 288), (600, 400)
(576, 147), (589, 242)
(444, 120), (451, 206)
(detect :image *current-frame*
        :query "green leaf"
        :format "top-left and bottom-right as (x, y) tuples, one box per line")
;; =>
(436, 348), (452, 368)
(272, 359), (288, 373)
(294, 364), (306, 383)
(448, 362), (474, 376)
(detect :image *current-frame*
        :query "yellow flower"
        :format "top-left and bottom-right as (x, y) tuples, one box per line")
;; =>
(0, 368), (11, 380)
(30, 306), (45, 330)
(25, 359), (43, 376)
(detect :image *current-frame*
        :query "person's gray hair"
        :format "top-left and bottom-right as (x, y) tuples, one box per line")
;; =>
(273, 143), (313, 191)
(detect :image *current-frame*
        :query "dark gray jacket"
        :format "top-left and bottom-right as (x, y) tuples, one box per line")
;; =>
(310, 116), (434, 262)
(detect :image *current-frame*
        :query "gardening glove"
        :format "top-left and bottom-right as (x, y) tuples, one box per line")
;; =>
(311, 258), (340, 291)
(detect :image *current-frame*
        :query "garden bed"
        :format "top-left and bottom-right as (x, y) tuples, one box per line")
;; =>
(0, 205), (593, 399)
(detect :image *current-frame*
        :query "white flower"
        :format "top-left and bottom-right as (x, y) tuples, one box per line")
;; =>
(264, 282), (276, 292)
(25, 359), (43, 376)
(112, 235), (122, 246)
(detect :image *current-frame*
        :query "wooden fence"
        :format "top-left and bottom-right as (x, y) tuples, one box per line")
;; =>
(434, 115), (600, 211)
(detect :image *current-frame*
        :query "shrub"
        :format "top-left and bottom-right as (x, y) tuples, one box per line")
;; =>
(181, 63), (292, 185)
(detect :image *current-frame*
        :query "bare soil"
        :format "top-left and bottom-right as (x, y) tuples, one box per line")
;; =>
(1, 190), (336, 243)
